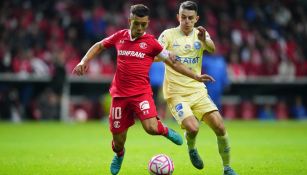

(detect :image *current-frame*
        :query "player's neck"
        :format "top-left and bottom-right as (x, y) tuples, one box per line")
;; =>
(131, 35), (139, 40)
(179, 27), (193, 36)
(129, 30), (145, 41)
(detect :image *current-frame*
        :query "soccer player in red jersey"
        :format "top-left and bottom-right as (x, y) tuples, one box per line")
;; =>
(73, 4), (214, 175)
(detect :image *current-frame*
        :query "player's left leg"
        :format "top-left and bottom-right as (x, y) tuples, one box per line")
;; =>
(202, 111), (237, 175)
(181, 116), (204, 169)
(110, 130), (128, 175)
(141, 117), (183, 145)
(166, 95), (204, 169)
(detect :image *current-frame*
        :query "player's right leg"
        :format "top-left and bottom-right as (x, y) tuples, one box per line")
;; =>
(109, 97), (133, 175)
(202, 111), (237, 175)
(141, 117), (183, 145)
(110, 130), (128, 175)
(182, 116), (204, 169)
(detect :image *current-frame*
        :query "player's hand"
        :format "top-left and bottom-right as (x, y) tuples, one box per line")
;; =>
(194, 74), (215, 82)
(72, 61), (89, 76)
(197, 26), (207, 42)
(168, 52), (177, 64)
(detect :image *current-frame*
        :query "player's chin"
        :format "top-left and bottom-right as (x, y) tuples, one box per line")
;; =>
(136, 31), (143, 35)
(184, 26), (192, 31)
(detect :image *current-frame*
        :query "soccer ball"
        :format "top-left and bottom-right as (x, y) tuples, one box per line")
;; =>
(148, 154), (174, 175)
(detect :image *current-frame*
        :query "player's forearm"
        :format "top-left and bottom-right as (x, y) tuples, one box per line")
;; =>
(81, 42), (105, 64)
(204, 39), (215, 53)
(166, 60), (198, 80)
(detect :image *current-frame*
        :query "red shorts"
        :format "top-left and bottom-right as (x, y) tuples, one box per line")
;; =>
(109, 93), (158, 134)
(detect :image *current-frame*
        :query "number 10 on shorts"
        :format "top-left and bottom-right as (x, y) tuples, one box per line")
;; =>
(111, 107), (122, 120)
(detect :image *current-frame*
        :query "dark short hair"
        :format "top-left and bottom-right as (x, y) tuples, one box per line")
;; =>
(130, 4), (150, 17)
(180, 1), (198, 13)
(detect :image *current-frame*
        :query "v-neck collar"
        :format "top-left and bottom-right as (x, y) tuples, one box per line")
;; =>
(177, 26), (194, 36)
(128, 30), (146, 41)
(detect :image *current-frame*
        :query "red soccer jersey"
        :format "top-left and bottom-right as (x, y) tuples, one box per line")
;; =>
(101, 29), (163, 97)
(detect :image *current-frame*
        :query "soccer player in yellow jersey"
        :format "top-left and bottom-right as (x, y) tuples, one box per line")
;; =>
(158, 1), (237, 175)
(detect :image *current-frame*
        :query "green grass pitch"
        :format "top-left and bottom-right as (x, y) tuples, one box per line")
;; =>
(1, 120), (307, 175)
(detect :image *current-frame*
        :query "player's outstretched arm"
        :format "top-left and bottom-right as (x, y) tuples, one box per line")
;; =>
(159, 51), (215, 82)
(197, 26), (215, 53)
(73, 42), (106, 76)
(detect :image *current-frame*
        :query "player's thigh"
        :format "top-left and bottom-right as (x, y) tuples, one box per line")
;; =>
(167, 96), (194, 128)
(192, 90), (218, 121)
(109, 97), (134, 134)
(131, 93), (158, 121)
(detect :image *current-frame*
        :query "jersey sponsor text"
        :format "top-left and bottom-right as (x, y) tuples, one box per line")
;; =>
(175, 56), (199, 64)
(118, 50), (145, 59)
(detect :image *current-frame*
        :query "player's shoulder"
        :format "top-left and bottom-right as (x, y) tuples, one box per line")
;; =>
(161, 27), (178, 36)
(108, 29), (129, 38)
(107, 29), (130, 41)
(115, 29), (129, 36)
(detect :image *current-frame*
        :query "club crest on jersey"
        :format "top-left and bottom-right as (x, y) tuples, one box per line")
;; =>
(194, 41), (201, 50)
(139, 42), (147, 49)
(119, 40), (125, 44)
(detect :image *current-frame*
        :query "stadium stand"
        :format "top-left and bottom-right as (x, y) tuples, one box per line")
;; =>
(0, 0), (306, 121)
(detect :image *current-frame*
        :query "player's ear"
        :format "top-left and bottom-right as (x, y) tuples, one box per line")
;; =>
(176, 14), (180, 22)
(195, 15), (199, 23)
(128, 18), (131, 25)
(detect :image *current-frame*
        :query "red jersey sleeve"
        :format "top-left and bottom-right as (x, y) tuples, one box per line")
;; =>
(149, 38), (163, 57)
(100, 30), (122, 48)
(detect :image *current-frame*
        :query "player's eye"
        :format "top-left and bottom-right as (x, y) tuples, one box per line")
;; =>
(188, 16), (194, 20)
(133, 22), (146, 28)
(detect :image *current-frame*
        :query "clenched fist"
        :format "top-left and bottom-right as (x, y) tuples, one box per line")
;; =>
(197, 26), (207, 43)
(72, 61), (89, 76)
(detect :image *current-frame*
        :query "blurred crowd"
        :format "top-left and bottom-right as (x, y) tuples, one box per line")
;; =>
(0, 0), (307, 121)
(221, 95), (307, 120)
(1, 0), (307, 78)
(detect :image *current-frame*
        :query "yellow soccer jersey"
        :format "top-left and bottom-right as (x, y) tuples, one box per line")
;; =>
(158, 27), (211, 99)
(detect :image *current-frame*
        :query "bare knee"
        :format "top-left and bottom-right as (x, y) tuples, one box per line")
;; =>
(144, 124), (158, 135)
(185, 124), (199, 136)
(203, 111), (226, 136)
(142, 118), (159, 135)
(182, 117), (199, 137)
